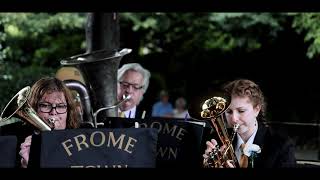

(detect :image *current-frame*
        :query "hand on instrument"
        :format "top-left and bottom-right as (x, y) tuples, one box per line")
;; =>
(203, 139), (235, 168)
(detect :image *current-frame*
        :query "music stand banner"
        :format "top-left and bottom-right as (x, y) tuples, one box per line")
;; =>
(28, 128), (158, 168)
(0, 135), (17, 168)
(110, 117), (207, 168)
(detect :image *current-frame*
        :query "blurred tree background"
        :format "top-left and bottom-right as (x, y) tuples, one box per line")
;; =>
(1, 12), (320, 129)
(0, 13), (87, 110)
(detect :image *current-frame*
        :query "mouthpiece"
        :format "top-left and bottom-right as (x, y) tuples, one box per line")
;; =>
(233, 124), (240, 132)
(123, 94), (131, 101)
(48, 117), (56, 129)
(93, 94), (133, 128)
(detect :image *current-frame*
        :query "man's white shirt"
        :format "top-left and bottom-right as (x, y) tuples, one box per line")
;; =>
(119, 106), (137, 118)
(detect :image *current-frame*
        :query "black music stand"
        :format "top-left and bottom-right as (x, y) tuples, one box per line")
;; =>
(108, 117), (208, 168)
(28, 128), (158, 168)
(0, 135), (17, 168)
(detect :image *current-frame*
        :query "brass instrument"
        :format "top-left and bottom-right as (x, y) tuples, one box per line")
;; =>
(189, 93), (239, 168)
(60, 48), (131, 127)
(201, 95), (239, 168)
(63, 79), (94, 128)
(0, 86), (53, 131)
(93, 94), (131, 128)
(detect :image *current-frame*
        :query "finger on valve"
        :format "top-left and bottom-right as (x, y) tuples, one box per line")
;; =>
(206, 139), (217, 151)
(226, 160), (235, 168)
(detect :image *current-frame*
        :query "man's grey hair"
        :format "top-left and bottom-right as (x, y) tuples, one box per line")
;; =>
(118, 63), (151, 94)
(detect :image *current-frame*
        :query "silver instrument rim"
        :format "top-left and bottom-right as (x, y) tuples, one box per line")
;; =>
(0, 86), (31, 122)
(60, 48), (132, 65)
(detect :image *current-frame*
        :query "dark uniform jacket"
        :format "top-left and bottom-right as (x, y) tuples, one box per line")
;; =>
(233, 122), (297, 168)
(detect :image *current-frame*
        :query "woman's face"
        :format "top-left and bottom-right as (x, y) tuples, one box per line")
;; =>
(225, 95), (260, 137)
(37, 91), (68, 130)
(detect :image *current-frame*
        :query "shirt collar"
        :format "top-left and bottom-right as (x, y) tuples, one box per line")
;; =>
(119, 106), (136, 118)
(236, 122), (259, 152)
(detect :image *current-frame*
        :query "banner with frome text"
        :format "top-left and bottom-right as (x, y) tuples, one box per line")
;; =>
(110, 117), (207, 168)
(28, 128), (158, 168)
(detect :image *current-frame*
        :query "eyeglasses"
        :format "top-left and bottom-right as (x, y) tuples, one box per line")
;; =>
(38, 102), (68, 114)
(119, 81), (143, 91)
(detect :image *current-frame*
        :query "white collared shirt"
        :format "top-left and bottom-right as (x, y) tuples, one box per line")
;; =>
(235, 123), (258, 162)
(119, 106), (136, 118)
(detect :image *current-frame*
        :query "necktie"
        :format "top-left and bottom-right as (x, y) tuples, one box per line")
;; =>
(118, 111), (125, 118)
(239, 143), (248, 168)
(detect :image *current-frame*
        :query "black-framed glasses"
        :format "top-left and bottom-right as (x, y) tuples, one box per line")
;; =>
(38, 102), (68, 114)
(119, 81), (143, 91)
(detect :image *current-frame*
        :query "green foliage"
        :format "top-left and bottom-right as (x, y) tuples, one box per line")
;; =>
(2, 12), (320, 110)
(121, 12), (320, 61)
(206, 13), (285, 51)
(120, 13), (287, 57)
(292, 13), (320, 59)
(0, 13), (86, 111)
(0, 13), (86, 65)
(0, 63), (55, 111)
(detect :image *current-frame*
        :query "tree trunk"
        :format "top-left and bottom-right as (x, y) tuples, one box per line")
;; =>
(81, 13), (120, 122)
(86, 13), (119, 52)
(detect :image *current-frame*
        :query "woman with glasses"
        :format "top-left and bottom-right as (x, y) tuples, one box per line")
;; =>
(19, 77), (80, 168)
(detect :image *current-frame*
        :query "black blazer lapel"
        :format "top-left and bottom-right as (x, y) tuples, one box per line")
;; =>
(232, 122), (268, 168)
(252, 122), (271, 167)
(135, 107), (151, 120)
(253, 122), (268, 148)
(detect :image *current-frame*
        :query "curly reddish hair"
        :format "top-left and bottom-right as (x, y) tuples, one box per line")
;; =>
(223, 79), (267, 122)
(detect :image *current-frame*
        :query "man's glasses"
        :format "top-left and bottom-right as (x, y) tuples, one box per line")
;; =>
(38, 102), (68, 114)
(119, 81), (143, 91)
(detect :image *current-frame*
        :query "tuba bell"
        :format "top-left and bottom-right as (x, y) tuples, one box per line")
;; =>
(60, 48), (132, 128)
(0, 86), (53, 131)
(189, 92), (239, 168)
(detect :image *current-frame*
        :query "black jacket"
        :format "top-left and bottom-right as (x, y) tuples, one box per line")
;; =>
(233, 122), (297, 168)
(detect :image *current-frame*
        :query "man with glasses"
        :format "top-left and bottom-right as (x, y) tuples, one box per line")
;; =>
(117, 63), (151, 119)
